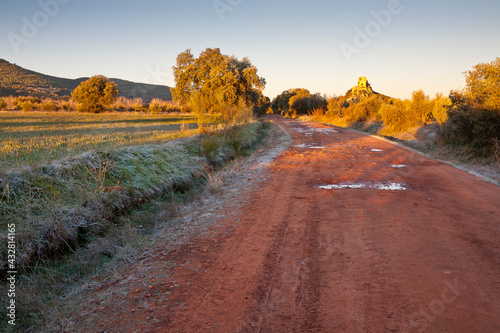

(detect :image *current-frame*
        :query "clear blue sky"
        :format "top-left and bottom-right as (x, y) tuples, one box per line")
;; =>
(1, 0), (499, 99)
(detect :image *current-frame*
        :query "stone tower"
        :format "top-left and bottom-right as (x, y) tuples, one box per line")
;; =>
(358, 77), (368, 89)
(347, 77), (374, 102)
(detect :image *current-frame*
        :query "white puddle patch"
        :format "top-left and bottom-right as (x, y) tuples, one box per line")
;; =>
(290, 126), (338, 135)
(391, 165), (408, 168)
(371, 149), (384, 152)
(318, 182), (407, 191)
(290, 127), (314, 134)
(293, 144), (327, 149)
(314, 127), (338, 134)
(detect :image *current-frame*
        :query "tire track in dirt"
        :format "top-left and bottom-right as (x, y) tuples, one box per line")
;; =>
(175, 167), (306, 333)
(238, 169), (307, 332)
(299, 191), (323, 332)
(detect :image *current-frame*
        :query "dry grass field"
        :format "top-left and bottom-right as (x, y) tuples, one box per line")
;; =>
(0, 111), (200, 171)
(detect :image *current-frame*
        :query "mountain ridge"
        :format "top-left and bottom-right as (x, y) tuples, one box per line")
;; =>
(0, 59), (172, 102)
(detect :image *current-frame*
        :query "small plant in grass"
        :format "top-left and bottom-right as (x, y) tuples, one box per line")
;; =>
(180, 122), (188, 133)
(0, 98), (6, 110)
(196, 163), (224, 194)
(494, 139), (500, 163)
(180, 122), (193, 136)
(226, 122), (262, 157)
(0, 183), (9, 206)
(84, 160), (115, 195)
(200, 134), (224, 164)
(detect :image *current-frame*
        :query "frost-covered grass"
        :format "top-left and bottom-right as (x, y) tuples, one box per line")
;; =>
(0, 111), (201, 171)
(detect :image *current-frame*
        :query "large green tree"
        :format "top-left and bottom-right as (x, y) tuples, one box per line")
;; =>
(172, 48), (266, 114)
(272, 88), (326, 116)
(432, 93), (451, 125)
(271, 88), (309, 115)
(410, 90), (433, 123)
(290, 92), (327, 116)
(442, 58), (500, 157)
(464, 57), (500, 110)
(72, 75), (119, 113)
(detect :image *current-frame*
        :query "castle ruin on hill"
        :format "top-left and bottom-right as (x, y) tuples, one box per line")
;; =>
(347, 77), (375, 102)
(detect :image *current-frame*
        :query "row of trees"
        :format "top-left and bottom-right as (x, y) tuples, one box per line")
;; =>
(377, 91), (451, 133)
(0, 96), (67, 111)
(0, 95), (180, 113)
(271, 88), (327, 117)
(272, 87), (450, 131)
(298, 58), (499, 159)
(1, 48), (269, 120)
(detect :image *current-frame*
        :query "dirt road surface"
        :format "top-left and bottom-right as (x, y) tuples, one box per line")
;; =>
(71, 116), (500, 332)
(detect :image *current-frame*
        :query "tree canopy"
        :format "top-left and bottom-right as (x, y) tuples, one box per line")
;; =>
(464, 57), (500, 110)
(271, 88), (326, 116)
(271, 89), (302, 115)
(171, 48), (266, 114)
(71, 75), (119, 113)
(410, 90), (434, 123)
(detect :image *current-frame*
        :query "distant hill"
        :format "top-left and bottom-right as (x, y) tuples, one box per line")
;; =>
(0, 59), (172, 102)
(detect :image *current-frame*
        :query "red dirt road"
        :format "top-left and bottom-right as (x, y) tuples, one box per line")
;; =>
(80, 117), (500, 332)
